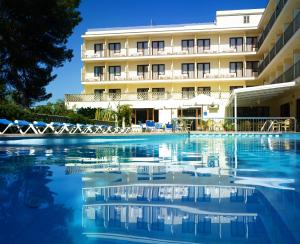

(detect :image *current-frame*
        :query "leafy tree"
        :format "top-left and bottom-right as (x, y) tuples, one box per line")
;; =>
(0, 0), (82, 107)
(117, 104), (132, 126)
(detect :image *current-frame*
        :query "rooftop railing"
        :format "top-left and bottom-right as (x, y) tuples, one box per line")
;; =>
(257, 0), (288, 49)
(258, 11), (300, 74)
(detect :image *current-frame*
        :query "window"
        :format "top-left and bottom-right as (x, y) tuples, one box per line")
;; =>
(198, 87), (211, 95)
(152, 88), (165, 99)
(152, 64), (165, 78)
(246, 61), (258, 76)
(246, 37), (257, 51)
(182, 39), (194, 53)
(108, 43), (121, 54)
(109, 89), (121, 100)
(243, 15), (250, 24)
(109, 66), (121, 80)
(137, 41), (148, 53)
(152, 41), (164, 54)
(137, 88), (149, 100)
(94, 43), (103, 54)
(182, 63), (195, 78)
(197, 63), (210, 78)
(94, 66), (104, 78)
(229, 37), (243, 52)
(182, 87), (195, 99)
(94, 89), (104, 100)
(197, 39), (210, 53)
(229, 62), (243, 77)
(137, 65), (148, 78)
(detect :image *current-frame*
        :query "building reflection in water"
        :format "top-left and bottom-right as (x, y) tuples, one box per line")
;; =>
(63, 136), (299, 243)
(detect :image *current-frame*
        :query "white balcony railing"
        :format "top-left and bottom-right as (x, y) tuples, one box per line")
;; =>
(82, 71), (256, 83)
(81, 44), (257, 59)
(65, 91), (231, 103)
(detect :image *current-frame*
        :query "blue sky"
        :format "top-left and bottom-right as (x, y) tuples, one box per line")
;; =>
(47, 0), (268, 103)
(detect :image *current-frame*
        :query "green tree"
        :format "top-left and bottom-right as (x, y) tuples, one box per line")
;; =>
(0, 0), (82, 107)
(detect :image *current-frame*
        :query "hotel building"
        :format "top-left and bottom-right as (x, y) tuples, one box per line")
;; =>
(65, 0), (300, 127)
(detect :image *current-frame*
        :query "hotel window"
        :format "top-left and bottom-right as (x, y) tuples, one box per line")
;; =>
(137, 41), (148, 54)
(197, 87), (211, 96)
(152, 88), (165, 99)
(229, 62), (243, 77)
(137, 65), (148, 79)
(108, 42), (121, 55)
(137, 88), (149, 100)
(229, 37), (243, 52)
(182, 63), (195, 78)
(197, 63), (210, 78)
(197, 39), (210, 53)
(108, 89), (121, 100)
(94, 43), (103, 55)
(94, 89), (104, 100)
(182, 39), (194, 54)
(246, 61), (258, 77)
(152, 64), (165, 79)
(94, 66), (104, 79)
(182, 87), (195, 99)
(246, 37), (257, 52)
(243, 15), (250, 24)
(109, 66), (121, 80)
(152, 41), (164, 55)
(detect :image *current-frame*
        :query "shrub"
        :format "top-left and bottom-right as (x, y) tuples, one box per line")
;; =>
(117, 104), (132, 127)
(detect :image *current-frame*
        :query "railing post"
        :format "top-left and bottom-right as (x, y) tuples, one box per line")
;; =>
(234, 94), (237, 132)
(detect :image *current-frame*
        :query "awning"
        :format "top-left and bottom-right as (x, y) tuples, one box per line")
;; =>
(228, 81), (296, 107)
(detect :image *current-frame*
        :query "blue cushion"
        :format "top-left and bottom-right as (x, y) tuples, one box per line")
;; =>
(166, 123), (172, 129)
(14, 120), (30, 126)
(33, 121), (47, 127)
(0, 119), (13, 125)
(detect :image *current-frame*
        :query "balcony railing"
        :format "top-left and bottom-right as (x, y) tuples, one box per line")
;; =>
(65, 91), (230, 103)
(272, 59), (300, 84)
(257, 0), (288, 49)
(81, 45), (257, 59)
(83, 71), (257, 83)
(258, 11), (300, 74)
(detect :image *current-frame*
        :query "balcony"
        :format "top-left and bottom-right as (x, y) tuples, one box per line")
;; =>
(271, 59), (300, 84)
(257, 0), (288, 49)
(81, 45), (257, 60)
(258, 11), (300, 75)
(65, 91), (231, 103)
(83, 70), (257, 83)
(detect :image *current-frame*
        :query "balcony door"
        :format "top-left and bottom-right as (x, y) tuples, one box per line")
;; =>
(109, 89), (121, 100)
(94, 66), (104, 80)
(137, 88), (149, 100)
(152, 88), (165, 100)
(137, 41), (148, 55)
(182, 63), (194, 78)
(229, 37), (243, 52)
(94, 89), (104, 100)
(152, 41), (164, 55)
(229, 62), (243, 77)
(197, 63), (210, 78)
(246, 61), (258, 77)
(109, 66), (121, 80)
(137, 65), (148, 79)
(182, 87), (195, 99)
(197, 39), (210, 53)
(182, 39), (194, 54)
(94, 43), (104, 56)
(152, 64), (165, 79)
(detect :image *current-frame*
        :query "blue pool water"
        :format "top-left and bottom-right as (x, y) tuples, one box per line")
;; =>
(0, 134), (300, 243)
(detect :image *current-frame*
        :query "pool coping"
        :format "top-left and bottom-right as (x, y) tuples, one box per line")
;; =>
(0, 131), (296, 139)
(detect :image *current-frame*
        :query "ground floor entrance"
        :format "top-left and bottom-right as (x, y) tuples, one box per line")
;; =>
(177, 108), (202, 131)
(133, 109), (159, 124)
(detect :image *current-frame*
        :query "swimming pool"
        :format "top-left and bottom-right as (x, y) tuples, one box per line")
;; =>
(0, 134), (299, 243)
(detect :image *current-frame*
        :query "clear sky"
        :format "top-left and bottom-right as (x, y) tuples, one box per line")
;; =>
(46, 0), (269, 103)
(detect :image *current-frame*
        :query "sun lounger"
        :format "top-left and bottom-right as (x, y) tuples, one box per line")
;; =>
(146, 120), (155, 131)
(33, 121), (50, 134)
(0, 119), (15, 134)
(14, 120), (38, 134)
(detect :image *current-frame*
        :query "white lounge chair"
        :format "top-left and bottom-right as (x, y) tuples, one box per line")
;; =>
(14, 120), (38, 134)
(0, 119), (16, 134)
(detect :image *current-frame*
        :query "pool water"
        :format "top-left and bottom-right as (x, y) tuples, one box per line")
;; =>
(0, 134), (300, 243)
